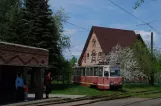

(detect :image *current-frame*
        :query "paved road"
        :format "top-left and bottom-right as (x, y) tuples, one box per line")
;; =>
(84, 98), (161, 106)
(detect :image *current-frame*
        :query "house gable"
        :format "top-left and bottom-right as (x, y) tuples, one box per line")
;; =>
(81, 31), (105, 66)
(79, 26), (140, 66)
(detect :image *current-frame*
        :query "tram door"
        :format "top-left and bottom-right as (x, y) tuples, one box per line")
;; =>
(103, 67), (110, 86)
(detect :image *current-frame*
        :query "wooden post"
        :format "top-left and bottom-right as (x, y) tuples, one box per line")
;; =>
(23, 67), (28, 81)
(0, 66), (1, 83)
(34, 67), (45, 100)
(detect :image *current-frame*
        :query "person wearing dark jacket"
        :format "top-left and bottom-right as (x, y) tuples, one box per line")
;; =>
(44, 72), (52, 98)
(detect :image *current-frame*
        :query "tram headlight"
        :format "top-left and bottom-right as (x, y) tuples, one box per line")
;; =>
(110, 82), (113, 85)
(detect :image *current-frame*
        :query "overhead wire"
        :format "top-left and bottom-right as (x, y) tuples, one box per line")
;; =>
(60, 19), (90, 31)
(108, 0), (161, 34)
(56, 1), (161, 35)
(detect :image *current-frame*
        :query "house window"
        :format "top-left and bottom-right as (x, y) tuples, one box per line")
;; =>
(92, 38), (96, 47)
(91, 50), (97, 63)
(98, 52), (102, 62)
(98, 52), (102, 57)
(87, 53), (89, 59)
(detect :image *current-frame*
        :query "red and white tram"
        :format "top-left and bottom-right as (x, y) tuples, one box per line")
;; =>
(72, 65), (123, 90)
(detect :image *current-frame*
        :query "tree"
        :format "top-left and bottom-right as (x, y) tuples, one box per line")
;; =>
(70, 56), (77, 67)
(0, 0), (70, 69)
(106, 44), (147, 82)
(131, 40), (161, 85)
(0, 0), (23, 41)
(53, 8), (70, 54)
(133, 0), (144, 9)
(133, 0), (158, 9)
(21, 0), (70, 67)
(106, 41), (161, 85)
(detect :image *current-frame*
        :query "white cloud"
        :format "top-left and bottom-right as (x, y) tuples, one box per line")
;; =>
(63, 43), (84, 59)
(70, 44), (84, 56)
(63, 29), (77, 37)
(49, 0), (116, 14)
(110, 24), (128, 29)
(135, 30), (158, 42)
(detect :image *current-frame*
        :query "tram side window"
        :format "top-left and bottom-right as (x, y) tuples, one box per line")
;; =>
(78, 68), (81, 76)
(82, 68), (85, 76)
(76, 68), (78, 76)
(88, 68), (90, 76)
(94, 67), (97, 76)
(90, 68), (94, 76)
(74, 68), (77, 75)
(72, 68), (75, 76)
(80, 68), (82, 76)
(94, 69), (96, 76)
(86, 68), (90, 76)
(98, 67), (103, 76)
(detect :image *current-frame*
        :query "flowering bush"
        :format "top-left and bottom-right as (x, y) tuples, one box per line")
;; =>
(106, 44), (147, 82)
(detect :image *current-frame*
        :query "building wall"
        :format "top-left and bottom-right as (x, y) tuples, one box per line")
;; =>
(0, 43), (48, 66)
(81, 32), (106, 66)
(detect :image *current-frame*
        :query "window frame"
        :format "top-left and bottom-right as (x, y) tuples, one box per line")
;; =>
(86, 53), (89, 59)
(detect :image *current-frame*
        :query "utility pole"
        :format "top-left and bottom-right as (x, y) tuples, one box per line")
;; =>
(151, 32), (153, 56)
(151, 32), (154, 85)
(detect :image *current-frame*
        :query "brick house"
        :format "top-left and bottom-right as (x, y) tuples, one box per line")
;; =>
(78, 26), (143, 66)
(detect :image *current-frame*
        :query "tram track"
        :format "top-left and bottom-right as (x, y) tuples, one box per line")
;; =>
(121, 97), (161, 106)
(6, 89), (161, 106)
(71, 90), (161, 106)
(24, 94), (122, 106)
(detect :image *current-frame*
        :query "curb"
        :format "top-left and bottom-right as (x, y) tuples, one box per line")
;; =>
(28, 94), (123, 106)
(15, 98), (71, 106)
(31, 94), (129, 106)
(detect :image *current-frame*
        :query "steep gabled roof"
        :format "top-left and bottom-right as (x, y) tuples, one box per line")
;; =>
(78, 26), (141, 65)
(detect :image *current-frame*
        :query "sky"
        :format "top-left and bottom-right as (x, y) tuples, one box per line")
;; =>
(49, 0), (161, 60)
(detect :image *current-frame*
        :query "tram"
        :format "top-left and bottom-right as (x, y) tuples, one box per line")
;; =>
(72, 65), (123, 90)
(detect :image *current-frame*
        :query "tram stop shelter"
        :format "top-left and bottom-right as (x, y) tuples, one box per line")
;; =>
(0, 42), (49, 104)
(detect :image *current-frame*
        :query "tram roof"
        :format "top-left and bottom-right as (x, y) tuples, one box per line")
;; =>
(73, 65), (120, 68)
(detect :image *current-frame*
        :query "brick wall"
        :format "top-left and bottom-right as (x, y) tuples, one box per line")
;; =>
(0, 42), (48, 67)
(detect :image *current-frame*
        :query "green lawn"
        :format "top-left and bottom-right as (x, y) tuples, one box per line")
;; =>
(51, 83), (161, 98)
(123, 83), (161, 98)
(123, 83), (161, 92)
(51, 84), (123, 96)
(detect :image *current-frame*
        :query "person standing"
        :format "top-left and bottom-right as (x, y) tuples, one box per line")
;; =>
(24, 81), (28, 101)
(15, 73), (24, 102)
(44, 72), (52, 99)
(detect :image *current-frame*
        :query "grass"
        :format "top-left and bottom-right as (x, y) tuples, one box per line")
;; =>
(134, 92), (161, 98)
(123, 83), (161, 92)
(51, 83), (161, 98)
(123, 83), (161, 98)
(51, 84), (123, 96)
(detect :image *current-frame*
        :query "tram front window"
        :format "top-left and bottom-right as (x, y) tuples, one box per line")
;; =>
(110, 69), (120, 77)
(104, 71), (109, 77)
